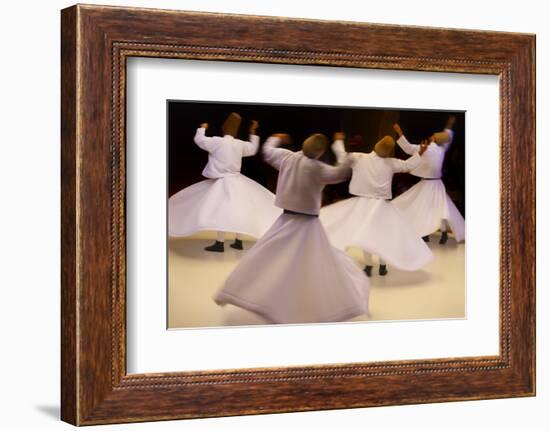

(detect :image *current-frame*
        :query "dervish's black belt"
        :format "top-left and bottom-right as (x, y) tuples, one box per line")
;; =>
(283, 209), (319, 217)
(421, 177), (442, 180)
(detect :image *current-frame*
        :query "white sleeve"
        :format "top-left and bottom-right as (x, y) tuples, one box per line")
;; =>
(396, 135), (420, 155)
(439, 129), (454, 153)
(317, 160), (352, 185)
(262, 137), (293, 171)
(240, 134), (260, 157)
(441, 142), (451, 153)
(193, 127), (217, 152)
(390, 153), (422, 173)
(331, 140), (348, 165)
(331, 140), (360, 166)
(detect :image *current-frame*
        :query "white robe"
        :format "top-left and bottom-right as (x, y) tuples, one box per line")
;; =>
(214, 137), (369, 324)
(168, 128), (281, 238)
(320, 141), (433, 271)
(392, 132), (465, 242)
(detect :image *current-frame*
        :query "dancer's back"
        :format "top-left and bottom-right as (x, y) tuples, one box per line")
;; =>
(194, 127), (259, 178)
(263, 137), (350, 215)
(397, 129), (453, 179)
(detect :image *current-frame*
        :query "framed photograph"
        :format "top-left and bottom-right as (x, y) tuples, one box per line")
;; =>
(165, 101), (466, 330)
(61, 4), (535, 425)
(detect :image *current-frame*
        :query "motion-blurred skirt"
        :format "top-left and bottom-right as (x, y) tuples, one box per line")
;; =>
(214, 213), (370, 324)
(393, 179), (465, 242)
(168, 173), (282, 238)
(321, 196), (433, 270)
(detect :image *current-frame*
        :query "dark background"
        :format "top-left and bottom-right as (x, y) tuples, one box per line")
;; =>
(167, 101), (465, 216)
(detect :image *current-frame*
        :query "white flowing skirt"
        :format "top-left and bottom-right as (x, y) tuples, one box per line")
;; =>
(393, 179), (465, 242)
(214, 213), (370, 324)
(320, 196), (433, 271)
(168, 174), (282, 239)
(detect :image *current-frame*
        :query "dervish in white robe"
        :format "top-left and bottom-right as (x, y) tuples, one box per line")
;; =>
(320, 136), (434, 276)
(392, 121), (465, 244)
(168, 114), (281, 252)
(214, 133), (370, 324)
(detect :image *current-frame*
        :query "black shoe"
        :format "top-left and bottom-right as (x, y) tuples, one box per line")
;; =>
(422, 235), (430, 242)
(439, 231), (449, 245)
(364, 265), (373, 277)
(379, 265), (388, 276)
(204, 241), (224, 252)
(230, 239), (243, 250)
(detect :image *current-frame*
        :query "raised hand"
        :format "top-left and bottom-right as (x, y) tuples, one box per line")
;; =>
(392, 123), (403, 137)
(200, 122), (209, 129)
(445, 115), (456, 130)
(272, 133), (292, 146)
(249, 120), (259, 134)
(333, 131), (346, 141)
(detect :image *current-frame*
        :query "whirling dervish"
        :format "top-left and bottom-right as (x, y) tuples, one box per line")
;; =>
(168, 113), (282, 252)
(320, 134), (433, 276)
(392, 117), (465, 244)
(214, 132), (370, 324)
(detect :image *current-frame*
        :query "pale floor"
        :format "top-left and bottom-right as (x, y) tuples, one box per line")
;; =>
(168, 231), (465, 329)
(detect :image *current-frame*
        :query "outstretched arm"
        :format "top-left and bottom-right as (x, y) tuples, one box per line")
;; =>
(393, 123), (419, 155)
(193, 124), (217, 152)
(331, 132), (360, 166)
(396, 135), (420, 155)
(319, 132), (353, 183)
(331, 139), (348, 165)
(240, 135), (260, 157)
(240, 120), (261, 157)
(262, 134), (293, 171)
(391, 139), (429, 172)
(318, 136), (353, 184)
(318, 161), (352, 185)
(396, 138), (429, 172)
(440, 128), (454, 152)
(391, 153), (421, 173)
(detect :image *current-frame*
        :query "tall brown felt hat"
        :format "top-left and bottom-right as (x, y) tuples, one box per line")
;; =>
(302, 133), (328, 159)
(433, 130), (452, 145)
(222, 112), (242, 137)
(373, 135), (396, 158)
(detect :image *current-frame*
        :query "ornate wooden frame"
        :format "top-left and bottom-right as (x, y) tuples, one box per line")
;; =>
(61, 4), (535, 425)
